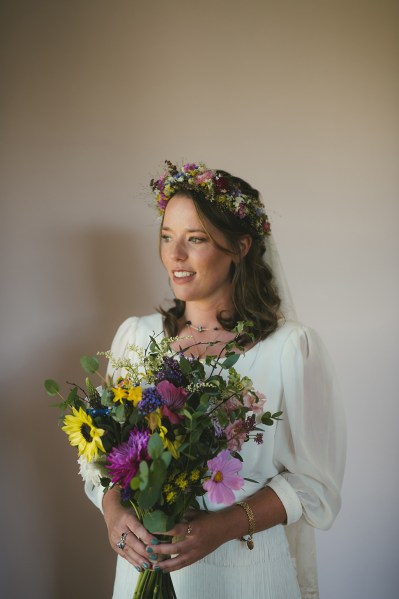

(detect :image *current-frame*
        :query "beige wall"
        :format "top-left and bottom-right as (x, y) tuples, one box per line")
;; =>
(1, 1), (398, 597)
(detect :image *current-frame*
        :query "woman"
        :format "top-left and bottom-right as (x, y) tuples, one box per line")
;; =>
(84, 162), (346, 599)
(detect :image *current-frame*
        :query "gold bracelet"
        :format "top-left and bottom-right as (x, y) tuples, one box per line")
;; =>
(236, 501), (255, 550)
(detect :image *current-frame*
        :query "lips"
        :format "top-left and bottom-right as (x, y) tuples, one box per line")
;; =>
(172, 270), (195, 281)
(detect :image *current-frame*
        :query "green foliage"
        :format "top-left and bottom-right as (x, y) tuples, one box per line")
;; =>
(80, 355), (99, 374)
(44, 379), (60, 396)
(261, 411), (283, 426)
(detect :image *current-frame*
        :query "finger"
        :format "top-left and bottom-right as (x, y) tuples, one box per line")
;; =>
(115, 534), (155, 572)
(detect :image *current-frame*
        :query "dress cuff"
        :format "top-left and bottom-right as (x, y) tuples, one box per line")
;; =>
(84, 480), (105, 514)
(266, 474), (303, 525)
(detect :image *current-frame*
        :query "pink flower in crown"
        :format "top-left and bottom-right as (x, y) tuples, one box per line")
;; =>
(203, 449), (244, 504)
(195, 170), (214, 184)
(263, 220), (271, 234)
(243, 391), (266, 415)
(225, 419), (248, 451)
(183, 163), (198, 172)
(156, 380), (188, 424)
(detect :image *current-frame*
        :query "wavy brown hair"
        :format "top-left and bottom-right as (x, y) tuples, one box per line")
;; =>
(158, 171), (282, 343)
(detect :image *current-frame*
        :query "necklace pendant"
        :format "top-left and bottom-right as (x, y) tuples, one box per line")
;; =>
(197, 325), (204, 333)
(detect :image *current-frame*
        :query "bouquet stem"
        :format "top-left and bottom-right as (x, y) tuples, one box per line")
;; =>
(133, 568), (176, 599)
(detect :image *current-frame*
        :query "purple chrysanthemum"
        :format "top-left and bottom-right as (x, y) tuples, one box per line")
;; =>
(106, 428), (150, 489)
(138, 387), (163, 414)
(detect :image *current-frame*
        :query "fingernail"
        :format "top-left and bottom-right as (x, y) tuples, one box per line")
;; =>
(149, 554), (158, 561)
(146, 546), (154, 553)
(151, 538), (159, 545)
(142, 562), (148, 570)
(135, 566), (141, 572)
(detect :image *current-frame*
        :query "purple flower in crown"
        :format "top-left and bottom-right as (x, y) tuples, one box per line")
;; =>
(237, 203), (246, 219)
(214, 176), (230, 193)
(184, 163), (198, 172)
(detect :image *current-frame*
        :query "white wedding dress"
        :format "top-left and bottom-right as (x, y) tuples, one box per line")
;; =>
(84, 313), (346, 599)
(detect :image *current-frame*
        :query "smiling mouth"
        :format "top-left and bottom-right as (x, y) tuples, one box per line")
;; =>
(173, 270), (195, 279)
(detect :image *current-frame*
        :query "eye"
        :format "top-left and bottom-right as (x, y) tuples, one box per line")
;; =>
(189, 236), (207, 244)
(161, 234), (172, 242)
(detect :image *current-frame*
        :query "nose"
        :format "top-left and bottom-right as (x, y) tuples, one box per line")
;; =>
(169, 238), (188, 261)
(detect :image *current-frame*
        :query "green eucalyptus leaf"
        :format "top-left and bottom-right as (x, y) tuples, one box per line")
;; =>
(44, 379), (60, 396)
(143, 510), (174, 533)
(138, 465), (165, 509)
(130, 476), (140, 490)
(80, 355), (99, 374)
(161, 451), (172, 468)
(147, 432), (164, 459)
(221, 354), (240, 369)
(179, 355), (192, 375)
(113, 404), (126, 422)
(67, 386), (79, 403)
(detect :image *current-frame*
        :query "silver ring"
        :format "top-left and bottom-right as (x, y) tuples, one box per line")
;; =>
(187, 525), (192, 535)
(116, 531), (128, 550)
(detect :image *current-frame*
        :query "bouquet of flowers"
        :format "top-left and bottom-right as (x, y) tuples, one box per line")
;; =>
(45, 325), (281, 599)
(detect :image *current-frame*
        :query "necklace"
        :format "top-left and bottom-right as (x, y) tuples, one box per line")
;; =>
(185, 320), (219, 333)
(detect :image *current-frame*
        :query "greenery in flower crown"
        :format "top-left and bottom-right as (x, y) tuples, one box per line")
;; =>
(150, 161), (271, 238)
(45, 326), (281, 598)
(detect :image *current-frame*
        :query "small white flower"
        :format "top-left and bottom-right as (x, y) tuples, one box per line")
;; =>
(78, 455), (107, 486)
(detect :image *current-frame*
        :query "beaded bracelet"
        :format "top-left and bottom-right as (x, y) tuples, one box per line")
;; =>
(236, 501), (255, 550)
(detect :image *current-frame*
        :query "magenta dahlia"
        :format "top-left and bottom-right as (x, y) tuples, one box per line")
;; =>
(106, 428), (150, 489)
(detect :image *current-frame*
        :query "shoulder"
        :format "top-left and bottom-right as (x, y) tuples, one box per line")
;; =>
(262, 319), (314, 351)
(255, 319), (329, 367)
(110, 313), (163, 354)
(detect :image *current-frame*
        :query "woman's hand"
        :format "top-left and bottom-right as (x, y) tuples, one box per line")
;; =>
(148, 509), (233, 574)
(102, 487), (160, 572)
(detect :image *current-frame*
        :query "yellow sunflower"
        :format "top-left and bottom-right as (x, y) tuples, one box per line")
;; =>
(62, 406), (105, 461)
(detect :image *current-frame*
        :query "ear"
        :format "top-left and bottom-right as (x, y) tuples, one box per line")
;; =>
(238, 235), (252, 258)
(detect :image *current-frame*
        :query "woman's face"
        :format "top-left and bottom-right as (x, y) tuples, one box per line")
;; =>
(160, 194), (234, 309)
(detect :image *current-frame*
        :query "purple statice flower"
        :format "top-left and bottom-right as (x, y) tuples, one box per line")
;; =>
(106, 428), (150, 489)
(255, 433), (264, 445)
(137, 387), (164, 414)
(154, 356), (187, 387)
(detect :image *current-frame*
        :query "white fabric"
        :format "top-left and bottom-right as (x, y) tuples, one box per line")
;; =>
(84, 313), (346, 599)
(263, 234), (297, 321)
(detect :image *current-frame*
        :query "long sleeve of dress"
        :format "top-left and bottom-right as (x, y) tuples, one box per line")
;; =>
(83, 317), (139, 513)
(267, 324), (346, 530)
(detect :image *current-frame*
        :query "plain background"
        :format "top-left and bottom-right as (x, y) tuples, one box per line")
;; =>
(1, 1), (398, 598)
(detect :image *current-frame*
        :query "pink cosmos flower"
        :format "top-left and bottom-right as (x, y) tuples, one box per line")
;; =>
(203, 450), (244, 505)
(243, 391), (266, 415)
(225, 419), (248, 451)
(157, 380), (188, 424)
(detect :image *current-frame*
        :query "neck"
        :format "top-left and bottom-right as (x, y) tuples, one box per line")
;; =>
(183, 304), (227, 332)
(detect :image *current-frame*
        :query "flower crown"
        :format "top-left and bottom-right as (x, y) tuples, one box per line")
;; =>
(150, 161), (271, 237)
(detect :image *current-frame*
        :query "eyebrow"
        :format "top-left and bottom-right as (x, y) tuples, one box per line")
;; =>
(161, 226), (207, 233)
